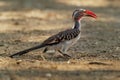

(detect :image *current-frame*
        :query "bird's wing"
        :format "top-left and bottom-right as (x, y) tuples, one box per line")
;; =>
(41, 29), (80, 46)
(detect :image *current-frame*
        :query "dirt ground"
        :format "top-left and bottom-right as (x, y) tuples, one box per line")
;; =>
(0, 0), (120, 80)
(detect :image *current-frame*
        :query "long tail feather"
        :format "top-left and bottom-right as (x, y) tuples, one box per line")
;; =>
(9, 44), (45, 58)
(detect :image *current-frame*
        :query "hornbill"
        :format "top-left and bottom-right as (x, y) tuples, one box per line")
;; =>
(10, 9), (97, 58)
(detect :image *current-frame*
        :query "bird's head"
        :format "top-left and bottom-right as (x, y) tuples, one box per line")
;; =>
(72, 9), (97, 21)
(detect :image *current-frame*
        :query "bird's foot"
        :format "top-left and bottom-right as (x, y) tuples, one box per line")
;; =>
(62, 53), (72, 58)
(53, 52), (64, 58)
(52, 53), (71, 61)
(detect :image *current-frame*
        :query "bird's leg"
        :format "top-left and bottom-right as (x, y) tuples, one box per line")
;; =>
(43, 47), (48, 53)
(58, 50), (72, 58)
(43, 47), (63, 60)
(53, 50), (64, 58)
(40, 53), (46, 61)
(59, 44), (72, 58)
(43, 47), (56, 54)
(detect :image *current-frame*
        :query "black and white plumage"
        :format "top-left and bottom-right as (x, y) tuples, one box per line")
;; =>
(9, 9), (97, 58)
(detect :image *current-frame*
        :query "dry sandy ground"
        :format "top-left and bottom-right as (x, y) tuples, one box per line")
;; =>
(0, 0), (120, 80)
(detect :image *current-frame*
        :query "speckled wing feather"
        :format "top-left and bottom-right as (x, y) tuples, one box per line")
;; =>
(42, 29), (80, 46)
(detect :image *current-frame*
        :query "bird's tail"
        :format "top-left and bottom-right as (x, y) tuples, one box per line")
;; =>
(9, 44), (45, 58)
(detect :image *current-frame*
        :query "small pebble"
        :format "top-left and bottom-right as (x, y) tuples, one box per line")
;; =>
(67, 60), (70, 64)
(45, 73), (52, 77)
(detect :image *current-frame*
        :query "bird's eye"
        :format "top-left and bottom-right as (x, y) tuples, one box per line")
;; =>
(79, 9), (86, 12)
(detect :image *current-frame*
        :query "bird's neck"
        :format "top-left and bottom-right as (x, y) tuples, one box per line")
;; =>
(73, 20), (81, 30)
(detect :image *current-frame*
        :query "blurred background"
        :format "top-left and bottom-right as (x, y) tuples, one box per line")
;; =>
(0, 0), (120, 80)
